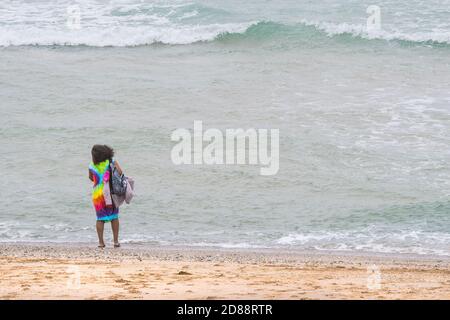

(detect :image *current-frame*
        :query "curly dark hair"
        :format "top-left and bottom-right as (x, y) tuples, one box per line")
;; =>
(91, 144), (114, 164)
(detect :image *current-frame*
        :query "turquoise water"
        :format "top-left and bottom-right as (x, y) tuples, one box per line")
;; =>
(0, 0), (449, 256)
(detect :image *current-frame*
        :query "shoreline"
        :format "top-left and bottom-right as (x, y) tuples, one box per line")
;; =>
(1, 241), (449, 265)
(1, 243), (449, 299)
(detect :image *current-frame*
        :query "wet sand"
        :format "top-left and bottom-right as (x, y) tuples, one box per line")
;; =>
(0, 243), (449, 299)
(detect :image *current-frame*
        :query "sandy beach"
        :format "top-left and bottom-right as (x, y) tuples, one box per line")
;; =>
(0, 243), (449, 300)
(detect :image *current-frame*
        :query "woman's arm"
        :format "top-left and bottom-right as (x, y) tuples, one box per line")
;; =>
(114, 161), (123, 176)
(88, 170), (93, 181)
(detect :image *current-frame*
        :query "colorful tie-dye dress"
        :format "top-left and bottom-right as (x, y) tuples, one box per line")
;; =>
(89, 159), (119, 221)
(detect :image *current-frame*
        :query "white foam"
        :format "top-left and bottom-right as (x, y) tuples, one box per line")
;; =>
(0, 22), (254, 47)
(0, 0), (252, 46)
(301, 20), (450, 44)
(186, 242), (267, 249)
(275, 230), (450, 256)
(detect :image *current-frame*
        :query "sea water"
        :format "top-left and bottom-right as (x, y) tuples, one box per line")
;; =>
(1, 0), (449, 256)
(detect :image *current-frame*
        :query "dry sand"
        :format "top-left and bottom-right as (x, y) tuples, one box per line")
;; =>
(0, 243), (449, 299)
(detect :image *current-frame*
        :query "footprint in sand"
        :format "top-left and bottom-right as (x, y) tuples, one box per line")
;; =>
(114, 278), (130, 284)
(177, 271), (192, 275)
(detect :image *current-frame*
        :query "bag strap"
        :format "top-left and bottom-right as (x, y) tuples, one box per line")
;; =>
(108, 159), (114, 191)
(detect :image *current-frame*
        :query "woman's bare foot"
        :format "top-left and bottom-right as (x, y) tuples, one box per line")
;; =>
(98, 243), (106, 248)
(114, 243), (120, 248)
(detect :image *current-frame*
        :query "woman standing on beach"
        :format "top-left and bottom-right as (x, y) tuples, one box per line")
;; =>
(88, 144), (123, 248)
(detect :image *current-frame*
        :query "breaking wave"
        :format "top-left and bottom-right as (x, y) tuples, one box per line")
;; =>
(1, 20), (449, 47)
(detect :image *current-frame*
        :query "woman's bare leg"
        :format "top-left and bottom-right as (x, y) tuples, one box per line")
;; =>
(96, 221), (105, 247)
(111, 219), (120, 247)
